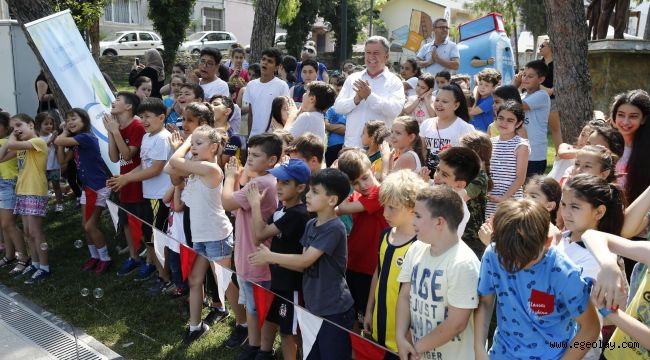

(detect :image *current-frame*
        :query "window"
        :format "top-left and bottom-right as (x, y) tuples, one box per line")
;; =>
(104, 0), (141, 24)
(203, 8), (223, 31)
(139, 32), (153, 41)
(121, 33), (137, 42)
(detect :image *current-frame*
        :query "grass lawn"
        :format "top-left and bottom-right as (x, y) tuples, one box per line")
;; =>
(0, 199), (240, 360)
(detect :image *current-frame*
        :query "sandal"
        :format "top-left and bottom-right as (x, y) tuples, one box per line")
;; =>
(0, 256), (16, 268)
(8, 259), (30, 276)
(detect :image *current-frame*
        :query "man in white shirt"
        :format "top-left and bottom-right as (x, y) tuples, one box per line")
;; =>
(197, 48), (230, 100)
(416, 18), (460, 80)
(333, 36), (405, 148)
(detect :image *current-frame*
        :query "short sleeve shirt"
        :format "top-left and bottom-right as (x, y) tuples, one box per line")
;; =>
(462, 170), (489, 258)
(269, 203), (310, 291)
(522, 90), (551, 161)
(288, 112), (326, 143)
(347, 186), (389, 275)
(324, 107), (346, 147)
(233, 173), (279, 282)
(243, 77), (290, 136)
(140, 129), (172, 199)
(472, 95), (495, 132)
(73, 133), (109, 191)
(118, 119), (145, 203)
(16, 137), (48, 196)
(301, 217), (354, 316)
(397, 241), (480, 359)
(420, 117), (475, 173)
(200, 78), (230, 100)
(417, 39), (460, 81)
(477, 245), (591, 359)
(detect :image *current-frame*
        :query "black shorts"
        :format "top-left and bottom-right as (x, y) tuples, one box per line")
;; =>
(140, 199), (169, 246)
(117, 201), (144, 227)
(346, 270), (372, 321)
(265, 290), (300, 336)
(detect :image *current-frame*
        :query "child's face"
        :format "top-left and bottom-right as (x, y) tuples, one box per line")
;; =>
(136, 81), (152, 100)
(524, 183), (556, 213)
(301, 65), (318, 84)
(246, 145), (277, 173)
(614, 103), (644, 139)
(190, 133), (217, 161)
(390, 122), (414, 150)
(139, 111), (165, 134)
(400, 62), (415, 79)
(172, 66), (184, 77)
(492, 95), (504, 116)
(415, 80), (430, 97)
(232, 52), (245, 67)
(587, 131), (609, 149)
(276, 179), (304, 203)
(433, 160), (464, 190)
(210, 98), (231, 125)
(181, 111), (202, 135)
(434, 89), (459, 118)
(477, 80), (496, 98)
(560, 188), (603, 234)
(66, 113), (85, 134)
(170, 78), (184, 97)
(111, 95), (130, 115)
(576, 125), (594, 148)
(305, 183), (335, 213)
(260, 55), (278, 78)
(383, 203), (415, 229)
(199, 54), (218, 79)
(10, 119), (34, 141)
(40, 118), (54, 135)
(413, 200), (442, 243)
(494, 110), (521, 135)
(301, 89), (316, 110)
(572, 152), (607, 179)
(361, 127), (372, 147)
(435, 77), (450, 89)
(351, 169), (377, 197)
(178, 87), (198, 106)
(521, 67), (544, 92)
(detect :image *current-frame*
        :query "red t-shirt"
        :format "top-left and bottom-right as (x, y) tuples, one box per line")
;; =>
(347, 185), (388, 275)
(118, 119), (145, 203)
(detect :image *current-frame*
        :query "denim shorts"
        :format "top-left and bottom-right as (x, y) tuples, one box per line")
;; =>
(192, 232), (233, 261)
(237, 278), (271, 315)
(0, 178), (17, 210)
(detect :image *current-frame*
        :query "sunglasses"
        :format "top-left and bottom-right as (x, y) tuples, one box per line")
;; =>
(539, 44), (546, 49)
(435, 26), (450, 30)
(302, 47), (315, 53)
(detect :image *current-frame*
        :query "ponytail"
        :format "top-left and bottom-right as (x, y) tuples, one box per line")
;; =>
(566, 174), (625, 235)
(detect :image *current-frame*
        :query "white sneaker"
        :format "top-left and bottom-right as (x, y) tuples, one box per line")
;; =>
(55, 204), (64, 212)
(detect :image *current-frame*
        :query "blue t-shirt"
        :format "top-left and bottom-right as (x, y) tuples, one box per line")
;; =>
(296, 62), (327, 83)
(522, 90), (551, 161)
(73, 132), (109, 191)
(325, 107), (346, 147)
(472, 95), (494, 132)
(478, 245), (591, 360)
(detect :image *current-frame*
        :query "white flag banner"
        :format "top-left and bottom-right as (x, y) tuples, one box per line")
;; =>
(211, 262), (234, 305)
(153, 230), (169, 265)
(295, 306), (323, 359)
(106, 200), (120, 231)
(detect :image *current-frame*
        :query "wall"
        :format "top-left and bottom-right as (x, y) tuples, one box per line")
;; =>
(224, 0), (254, 46)
(100, 0), (155, 38)
(588, 40), (650, 113)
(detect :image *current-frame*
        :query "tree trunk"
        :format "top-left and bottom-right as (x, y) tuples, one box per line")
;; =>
(6, 0), (71, 113)
(249, 0), (281, 64)
(89, 19), (100, 61)
(543, 0), (593, 144)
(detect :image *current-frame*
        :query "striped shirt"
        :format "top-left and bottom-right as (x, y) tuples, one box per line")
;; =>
(486, 135), (530, 217)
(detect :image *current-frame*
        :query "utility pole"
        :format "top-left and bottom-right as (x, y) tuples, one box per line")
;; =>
(341, 0), (348, 63)
(369, 0), (374, 36)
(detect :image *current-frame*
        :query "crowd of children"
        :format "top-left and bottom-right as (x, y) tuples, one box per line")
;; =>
(0, 38), (649, 360)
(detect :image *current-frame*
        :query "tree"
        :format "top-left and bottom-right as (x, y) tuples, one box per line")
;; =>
(148, 0), (196, 78)
(543, 0), (593, 143)
(519, 0), (547, 41)
(283, 0), (320, 57)
(6, 0), (71, 113)
(249, 0), (282, 63)
(321, 0), (362, 67)
(51, 0), (106, 60)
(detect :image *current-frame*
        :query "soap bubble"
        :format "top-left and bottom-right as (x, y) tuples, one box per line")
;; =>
(80, 288), (89, 297)
(74, 240), (83, 249)
(93, 288), (104, 299)
(40, 243), (48, 251)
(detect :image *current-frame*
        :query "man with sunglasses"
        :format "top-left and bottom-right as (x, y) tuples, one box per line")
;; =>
(296, 45), (329, 84)
(416, 18), (460, 88)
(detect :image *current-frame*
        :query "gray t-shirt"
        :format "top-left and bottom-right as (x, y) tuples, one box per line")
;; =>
(300, 217), (354, 316)
(522, 89), (550, 161)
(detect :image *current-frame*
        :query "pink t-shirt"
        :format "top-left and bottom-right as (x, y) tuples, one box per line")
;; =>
(234, 173), (279, 282)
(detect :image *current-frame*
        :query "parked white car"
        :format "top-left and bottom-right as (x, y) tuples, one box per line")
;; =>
(100, 31), (164, 56)
(179, 31), (238, 54)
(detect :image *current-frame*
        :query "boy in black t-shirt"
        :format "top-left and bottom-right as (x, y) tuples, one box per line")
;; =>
(245, 159), (311, 360)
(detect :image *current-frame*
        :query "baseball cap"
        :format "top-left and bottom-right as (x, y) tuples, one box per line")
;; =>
(269, 159), (311, 184)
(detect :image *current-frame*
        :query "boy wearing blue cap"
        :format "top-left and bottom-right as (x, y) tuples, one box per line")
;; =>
(245, 158), (311, 360)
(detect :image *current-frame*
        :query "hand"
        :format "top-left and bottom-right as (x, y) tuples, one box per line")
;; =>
(362, 311), (373, 336)
(106, 174), (130, 192)
(185, 65), (200, 84)
(430, 47), (438, 63)
(418, 167), (431, 182)
(591, 258), (627, 310)
(245, 182), (266, 207)
(103, 113), (119, 134)
(478, 222), (493, 246)
(169, 130), (184, 150)
(224, 156), (242, 180)
(488, 194), (504, 203)
(136, 64), (146, 71)
(397, 336), (420, 360)
(8, 132), (17, 142)
(248, 243), (272, 266)
(488, 57), (495, 65)
(166, 123), (180, 133)
(353, 79), (371, 100)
